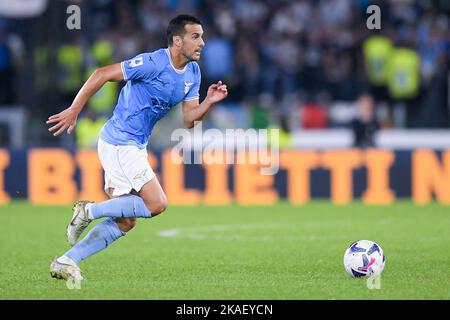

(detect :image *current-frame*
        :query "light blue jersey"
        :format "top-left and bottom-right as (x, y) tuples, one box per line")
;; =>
(100, 48), (201, 148)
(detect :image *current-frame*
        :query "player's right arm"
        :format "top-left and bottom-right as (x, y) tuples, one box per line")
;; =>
(46, 63), (124, 136)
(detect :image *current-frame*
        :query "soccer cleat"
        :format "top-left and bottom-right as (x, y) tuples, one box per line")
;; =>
(66, 200), (93, 246)
(50, 256), (84, 281)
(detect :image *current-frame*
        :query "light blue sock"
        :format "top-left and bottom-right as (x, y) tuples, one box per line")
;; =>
(65, 218), (125, 264)
(90, 195), (152, 219)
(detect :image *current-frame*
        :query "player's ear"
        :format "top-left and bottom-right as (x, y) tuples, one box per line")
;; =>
(173, 35), (183, 48)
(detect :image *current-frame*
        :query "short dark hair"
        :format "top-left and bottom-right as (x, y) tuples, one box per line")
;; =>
(166, 14), (202, 46)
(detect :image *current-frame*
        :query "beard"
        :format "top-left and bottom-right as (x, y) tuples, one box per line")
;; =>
(181, 47), (200, 62)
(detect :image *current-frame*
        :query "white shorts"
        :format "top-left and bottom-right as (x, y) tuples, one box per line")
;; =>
(97, 138), (155, 197)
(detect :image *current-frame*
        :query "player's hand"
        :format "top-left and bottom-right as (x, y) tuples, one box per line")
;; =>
(46, 107), (79, 136)
(206, 81), (228, 104)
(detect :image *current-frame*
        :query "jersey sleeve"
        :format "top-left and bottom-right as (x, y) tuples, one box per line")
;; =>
(121, 53), (157, 82)
(184, 63), (201, 101)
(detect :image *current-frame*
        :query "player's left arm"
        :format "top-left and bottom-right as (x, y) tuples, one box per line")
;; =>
(182, 81), (228, 129)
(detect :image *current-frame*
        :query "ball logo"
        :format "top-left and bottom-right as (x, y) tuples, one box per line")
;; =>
(358, 255), (376, 272)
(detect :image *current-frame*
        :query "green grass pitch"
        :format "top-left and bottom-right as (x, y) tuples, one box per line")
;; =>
(1, 201), (449, 299)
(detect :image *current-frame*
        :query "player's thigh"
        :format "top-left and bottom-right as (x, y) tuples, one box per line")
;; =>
(98, 139), (136, 196)
(135, 177), (167, 216)
(99, 140), (165, 215)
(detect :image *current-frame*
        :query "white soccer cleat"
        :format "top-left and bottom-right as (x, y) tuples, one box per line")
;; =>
(50, 256), (84, 281)
(66, 200), (93, 246)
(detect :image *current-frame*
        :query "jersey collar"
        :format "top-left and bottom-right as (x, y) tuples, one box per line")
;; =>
(165, 48), (187, 74)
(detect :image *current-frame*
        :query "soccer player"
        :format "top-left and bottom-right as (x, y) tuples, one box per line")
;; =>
(47, 15), (228, 281)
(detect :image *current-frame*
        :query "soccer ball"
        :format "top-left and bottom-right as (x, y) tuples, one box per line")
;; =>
(343, 240), (386, 278)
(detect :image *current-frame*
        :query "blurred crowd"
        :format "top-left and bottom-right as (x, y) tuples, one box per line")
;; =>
(1, 0), (450, 148)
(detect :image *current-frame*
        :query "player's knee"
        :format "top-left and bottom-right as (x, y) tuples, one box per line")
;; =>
(147, 196), (168, 216)
(152, 200), (168, 216)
